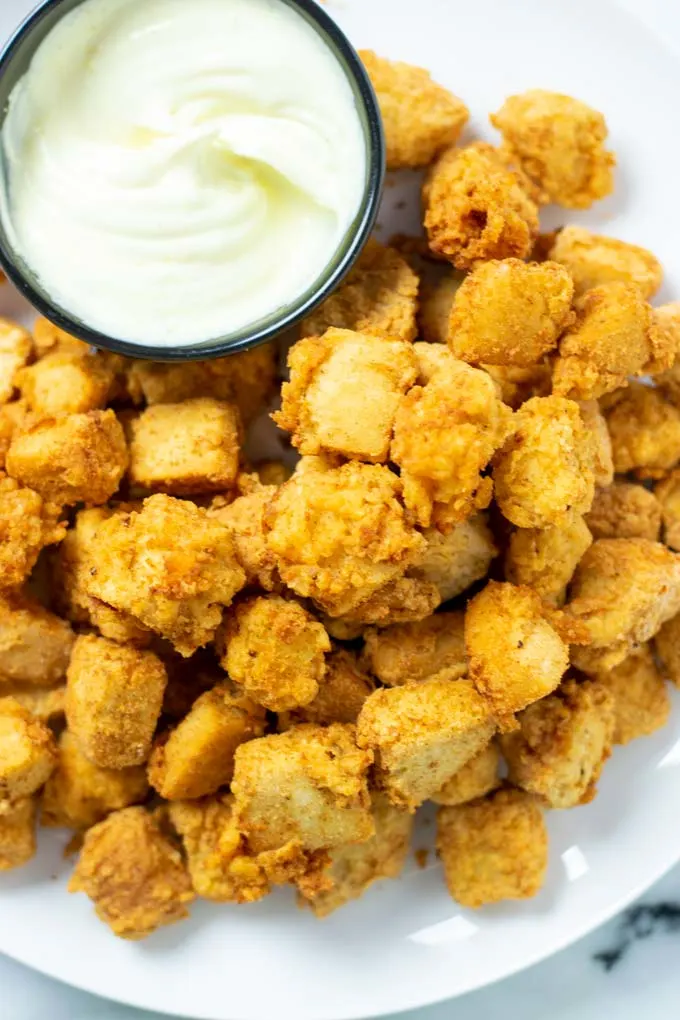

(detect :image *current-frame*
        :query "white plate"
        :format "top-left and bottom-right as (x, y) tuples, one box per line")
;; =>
(2, 0), (680, 1018)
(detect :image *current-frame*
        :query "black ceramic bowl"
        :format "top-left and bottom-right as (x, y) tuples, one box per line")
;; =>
(0, 0), (385, 361)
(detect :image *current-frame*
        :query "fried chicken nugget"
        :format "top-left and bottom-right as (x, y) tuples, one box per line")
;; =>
(69, 807), (194, 939)
(362, 611), (466, 687)
(654, 469), (680, 550)
(578, 399), (614, 488)
(585, 482), (662, 542)
(549, 226), (663, 299)
(409, 514), (497, 603)
(0, 696), (57, 804)
(493, 396), (595, 529)
(0, 796), (36, 870)
(490, 90), (615, 209)
(482, 362), (553, 410)
(300, 239), (419, 343)
(278, 648), (375, 729)
(321, 573), (441, 631)
(0, 592), (74, 687)
(505, 512), (593, 605)
(449, 259), (574, 367)
(0, 320), (33, 405)
(16, 350), (115, 416)
(654, 612), (680, 688)
(431, 741), (501, 807)
(3, 685), (65, 725)
(359, 51), (469, 169)
(208, 480), (279, 592)
(418, 269), (465, 344)
(423, 142), (539, 269)
(596, 645), (671, 745)
(603, 383), (680, 480)
(651, 304), (680, 400)
(0, 473), (65, 591)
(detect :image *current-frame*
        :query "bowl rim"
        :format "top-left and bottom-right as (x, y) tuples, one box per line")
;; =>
(0, 0), (385, 362)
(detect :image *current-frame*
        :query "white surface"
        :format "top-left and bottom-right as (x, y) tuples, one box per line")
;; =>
(2, 0), (680, 1018)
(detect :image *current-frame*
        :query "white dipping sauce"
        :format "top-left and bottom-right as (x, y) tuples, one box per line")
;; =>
(1, 0), (367, 346)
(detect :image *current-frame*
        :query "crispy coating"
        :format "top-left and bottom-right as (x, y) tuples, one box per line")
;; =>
(0, 796), (36, 870)
(0, 473), (65, 591)
(437, 787), (548, 907)
(356, 677), (495, 810)
(0, 320), (33, 405)
(148, 683), (266, 800)
(493, 396), (595, 529)
(491, 90), (615, 209)
(552, 284), (667, 401)
(42, 730), (149, 830)
(586, 482), (662, 542)
(208, 483), (279, 591)
(654, 469), (680, 550)
(596, 645), (670, 744)
(32, 317), (91, 358)
(482, 362), (552, 410)
(549, 226), (662, 298)
(418, 270), (465, 344)
(409, 514), (497, 603)
(505, 512), (593, 605)
(500, 679), (615, 808)
(300, 239), (419, 343)
(84, 495), (246, 656)
(219, 596), (330, 712)
(578, 399), (614, 488)
(126, 398), (241, 496)
(232, 724), (374, 853)
(6, 410), (128, 506)
(321, 574), (440, 631)
(3, 684), (65, 724)
(17, 351), (114, 416)
(423, 142), (539, 269)
(449, 259), (574, 367)
(0, 400), (30, 469)
(362, 611), (466, 687)
(65, 634), (167, 768)
(69, 806), (194, 939)
(264, 460), (424, 617)
(465, 582), (574, 716)
(278, 648), (375, 729)
(431, 741), (501, 807)
(0, 592), (74, 686)
(655, 612), (680, 688)
(359, 51), (468, 169)
(274, 329), (417, 462)
(603, 383), (680, 480)
(0, 697), (57, 803)
(651, 304), (680, 398)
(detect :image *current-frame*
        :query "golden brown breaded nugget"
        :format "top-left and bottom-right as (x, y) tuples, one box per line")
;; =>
(493, 396), (595, 529)
(491, 90), (615, 209)
(0, 697), (57, 803)
(409, 515), (497, 603)
(651, 305), (680, 395)
(232, 724), (374, 853)
(32, 317), (90, 358)
(66, 634), (167, 768)
(655, 612), (680, 688)
(578, 399), (614, 488)
(586, 482), (662, 542)
(219, 596), (330, 712)
(482, 362), (552, 410)
(264, 460), (424, 617)
(274, 329), (417, 462)
(552, 284), (667, 401)
(362, 611), (466, 687)
(6, 410), (128, 506)
(418, 269), (465, 344)
(0, 320), (33, 405)
(424, 142), (539, 269)
(148, 683), (266, 800)
(654, 469), (680, 550)
(0, 401), (28, 469)
(603, 383), (680, 479)
(505, 512), (593, 605)
(85, 495), (246, 656)
(300, 239), (419, 343)
(320, 574), (440, 632)
(437, 787), (548, 907)
(465, 582), (573, 716)
(42, 730), (149, 830)
(0, 473), (65, 591)
(278, 648), (375, 729)
(356, 677), (495, 810)
(208, 484), (279, 592)
(431, 742), (501, 807)
(449, 259), (574, 367)
(500, 679), (614, 808)
(0, 796), (36, 870)
(16, 351), (114, 416)
(3, 685), (65, 724)
(596, 645), (670, 744)
(69, 806), (194, 939)
(359, 51), (468, 169)
(549, 226), (663, 298)
(0, 592), (74, 687)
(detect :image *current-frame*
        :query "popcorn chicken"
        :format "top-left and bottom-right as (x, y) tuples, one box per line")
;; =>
(356, 677), (495, 810)
(0, 797), (36, 870)
(654, 470), (680, 550)
(596, 645), (670, 744)
(552, 284), (667, 401)
(0, 320), (32, 405)
(0, 473), (65, 591)
(654, 612), (680, 688)
(300, 239), (419, 343)
(0, 697), (57, 803)
(32, 317), (90, 358)
(17, 350), (114, 416)
(208, 483), (278, 591)
(321, 574), (440, 631)
(42, 730), (149, 830)
(219, 596), (330, 712)
(232, 724), (374, 853)
(362, 611), (466, 687)
(84, 495), (246, 655)
(449, 259), (574, 367)
(424, 143), (539, 269)
(279, 648), (375, 729)
(69, 806), (194, 939)
(651, 304), (680, 397)
(409, 514), (497, 602)
(578, 399), (614, 488)
(586, 482), (662, 542)
(491, 90), (615, 208)
(505, 512), (593, 605)
(359, 51), (468, 169)
(603, 383), (680, 479)
(2, 684), (65, 725)
(148, 683), (266, 800)
(549, 226), (663, 299)
(274, 329), (417, 462)
(65, 635), (167, 768)
(0, 592), (74, 686)
(482, 362), (553, 410)
(6, 410), (128, 506)
(264, 460), (424, 617)
(431, 741), (501, 806)
(0, 402), (24, 469)
(418, 269), (465, 344)
(493, 396), (595, 529)
(500, 679), (614, 808)
(437, 787), (548, 907)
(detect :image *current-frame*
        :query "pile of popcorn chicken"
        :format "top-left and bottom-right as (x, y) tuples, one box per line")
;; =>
(2, 51), (680, 940)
